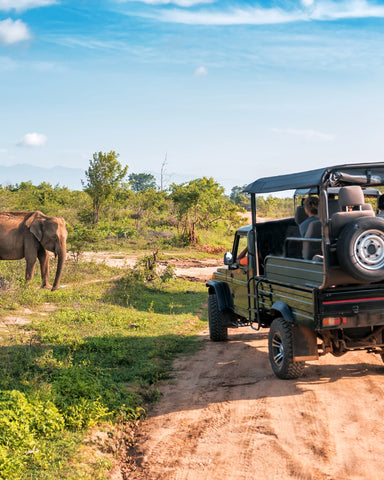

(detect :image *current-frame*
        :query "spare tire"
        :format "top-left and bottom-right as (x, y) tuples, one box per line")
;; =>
(336, 216), (384, 282)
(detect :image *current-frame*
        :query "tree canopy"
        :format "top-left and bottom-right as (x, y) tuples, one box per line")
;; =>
(230, 185), (250, 208)
(170, 177), (240, 244)
(82, 151), (128, 223)
(129, 172), (157, 192)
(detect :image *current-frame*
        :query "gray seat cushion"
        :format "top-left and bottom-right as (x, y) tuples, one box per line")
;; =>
(302, 220), (322, 260)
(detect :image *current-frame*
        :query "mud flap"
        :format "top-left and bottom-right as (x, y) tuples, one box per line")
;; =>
(223, 310), (238, 328)
(292, 324), (319, 361)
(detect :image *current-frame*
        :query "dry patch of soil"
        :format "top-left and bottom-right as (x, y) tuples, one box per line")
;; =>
(0, 303), (57, 338)
(80, 252), (222, 282)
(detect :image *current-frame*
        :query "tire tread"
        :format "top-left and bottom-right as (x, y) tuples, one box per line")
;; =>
(337, 217), (384, 282)
(268, 317), (305, 379)
(208, 294), (228, 342)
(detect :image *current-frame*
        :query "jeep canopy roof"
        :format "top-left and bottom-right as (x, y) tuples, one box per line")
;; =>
(245, 162), (384, 194)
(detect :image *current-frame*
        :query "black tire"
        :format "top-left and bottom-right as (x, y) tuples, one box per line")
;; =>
(268, 317), (305, 379)
(208, 294), (228, 342)
(337, 217), (384, 283)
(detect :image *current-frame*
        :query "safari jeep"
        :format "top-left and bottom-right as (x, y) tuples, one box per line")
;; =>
(207, 163), (384, 379)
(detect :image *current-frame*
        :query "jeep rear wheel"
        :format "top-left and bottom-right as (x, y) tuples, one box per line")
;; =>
(337, 217), (384, 283)
(268, 318), (305, 379)
(208, 294), (228, 342)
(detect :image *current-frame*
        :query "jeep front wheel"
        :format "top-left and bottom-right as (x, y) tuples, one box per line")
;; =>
(208, 294), (228, 342)
(268, 317), (305, 379)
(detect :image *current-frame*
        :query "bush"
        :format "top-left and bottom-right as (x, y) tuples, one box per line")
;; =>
(0, 390), (65, 478)
(130, 249), (175, 283)
(67, 224), (104, 263)
(52, 363), (111, 430)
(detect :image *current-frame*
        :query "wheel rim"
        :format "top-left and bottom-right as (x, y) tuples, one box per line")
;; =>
(271, 332), (284, 367)
(354, 229), (384, 270)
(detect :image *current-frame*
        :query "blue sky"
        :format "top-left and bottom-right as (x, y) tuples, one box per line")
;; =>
(1, 0), (384, 191)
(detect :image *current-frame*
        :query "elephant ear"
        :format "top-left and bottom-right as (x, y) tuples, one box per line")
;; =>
(25, 211), (45, 242)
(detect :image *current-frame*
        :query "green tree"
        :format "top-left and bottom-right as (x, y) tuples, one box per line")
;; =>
(4, 181), (38, 211)
(129, 189), (169, 230)
(256, 195), (293, 218)
(230, 185), (250, 208)
(0, 181), (91, 221)
(129, 173), (157, 192)
(170, 177), (240, 244)
(82, 151), (128, 223)
(67, 224), (102, 265)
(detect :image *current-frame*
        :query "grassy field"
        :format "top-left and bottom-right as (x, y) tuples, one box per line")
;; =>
(0, 256), (208, 479)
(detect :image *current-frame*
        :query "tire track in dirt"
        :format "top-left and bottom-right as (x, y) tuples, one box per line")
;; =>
(124, 327), (384, 480)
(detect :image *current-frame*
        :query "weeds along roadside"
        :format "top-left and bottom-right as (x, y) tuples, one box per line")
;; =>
(0, 257), (207, 480)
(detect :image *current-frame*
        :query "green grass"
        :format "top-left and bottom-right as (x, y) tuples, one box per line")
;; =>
(0, 258), (207, 479)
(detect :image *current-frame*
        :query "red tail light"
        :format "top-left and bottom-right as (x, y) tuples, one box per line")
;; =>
(322, 317), (343, 327)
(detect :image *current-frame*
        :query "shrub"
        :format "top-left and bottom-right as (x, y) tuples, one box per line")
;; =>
(52, 363), (111, 430)
(67, 224), (104, 263)
(0, 390), (65, 478)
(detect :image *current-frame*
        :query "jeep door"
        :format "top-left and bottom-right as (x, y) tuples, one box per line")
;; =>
(228, 233), (249, 318)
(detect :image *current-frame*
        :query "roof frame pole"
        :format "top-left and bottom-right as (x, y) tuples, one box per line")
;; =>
(320, 186), (329, 289)
(250, 193), (259, 277)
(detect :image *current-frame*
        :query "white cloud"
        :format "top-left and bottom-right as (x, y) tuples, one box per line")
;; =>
(48, 36), (127, 51)
(0, 19), (31, 45)
(272, 128), (335, 141)
(18, 133), (47, 147)
(145, 1), (384, 25)
(311, 0), (384, 20)
(156, 6), (304, 25)
(117, 0), (214, 6)
(194, 65), (208, 77)
(0, 0), (56, 11)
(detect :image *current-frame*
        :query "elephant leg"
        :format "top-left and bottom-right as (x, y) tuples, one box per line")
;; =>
(24, 236), (40, 283)
(38, 248), (51, 289)
(25, 255), (37, 282)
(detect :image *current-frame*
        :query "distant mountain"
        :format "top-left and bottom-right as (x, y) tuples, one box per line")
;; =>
(0, 164), (85, 190)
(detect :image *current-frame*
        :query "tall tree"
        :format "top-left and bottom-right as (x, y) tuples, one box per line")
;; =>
(170, 177), (239, 244)
(82, 151), (128, 223)
(129, 173), (157, 192)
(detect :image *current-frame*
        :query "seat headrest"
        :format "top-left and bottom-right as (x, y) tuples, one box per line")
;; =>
(338, 186), (364, 210)
(295, 205), (307, 225)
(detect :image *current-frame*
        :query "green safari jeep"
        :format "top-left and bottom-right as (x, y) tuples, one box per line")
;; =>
(207, 163), (384, 379)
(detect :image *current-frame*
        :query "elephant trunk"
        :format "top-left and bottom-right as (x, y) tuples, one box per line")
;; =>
(51, 244), (66, 291)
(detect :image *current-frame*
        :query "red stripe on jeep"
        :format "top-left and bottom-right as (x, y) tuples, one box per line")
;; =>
(323, 297), (384, 305)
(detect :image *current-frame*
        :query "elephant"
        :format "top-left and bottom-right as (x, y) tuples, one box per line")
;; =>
(0, 211), (68, 291)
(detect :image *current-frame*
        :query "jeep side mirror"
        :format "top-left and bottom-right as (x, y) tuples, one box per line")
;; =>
(224, 252), (233, 265)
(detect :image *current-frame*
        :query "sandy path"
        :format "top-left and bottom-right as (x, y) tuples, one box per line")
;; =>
(75, 251), (384, 479)
(79, 252), (221, 282)
(125, 326), (384, 480)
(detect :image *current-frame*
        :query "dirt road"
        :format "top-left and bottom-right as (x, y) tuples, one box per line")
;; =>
(79, 252), (221, 281)
(125, 326), (384, 480)
(76, 251), (384, 479)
